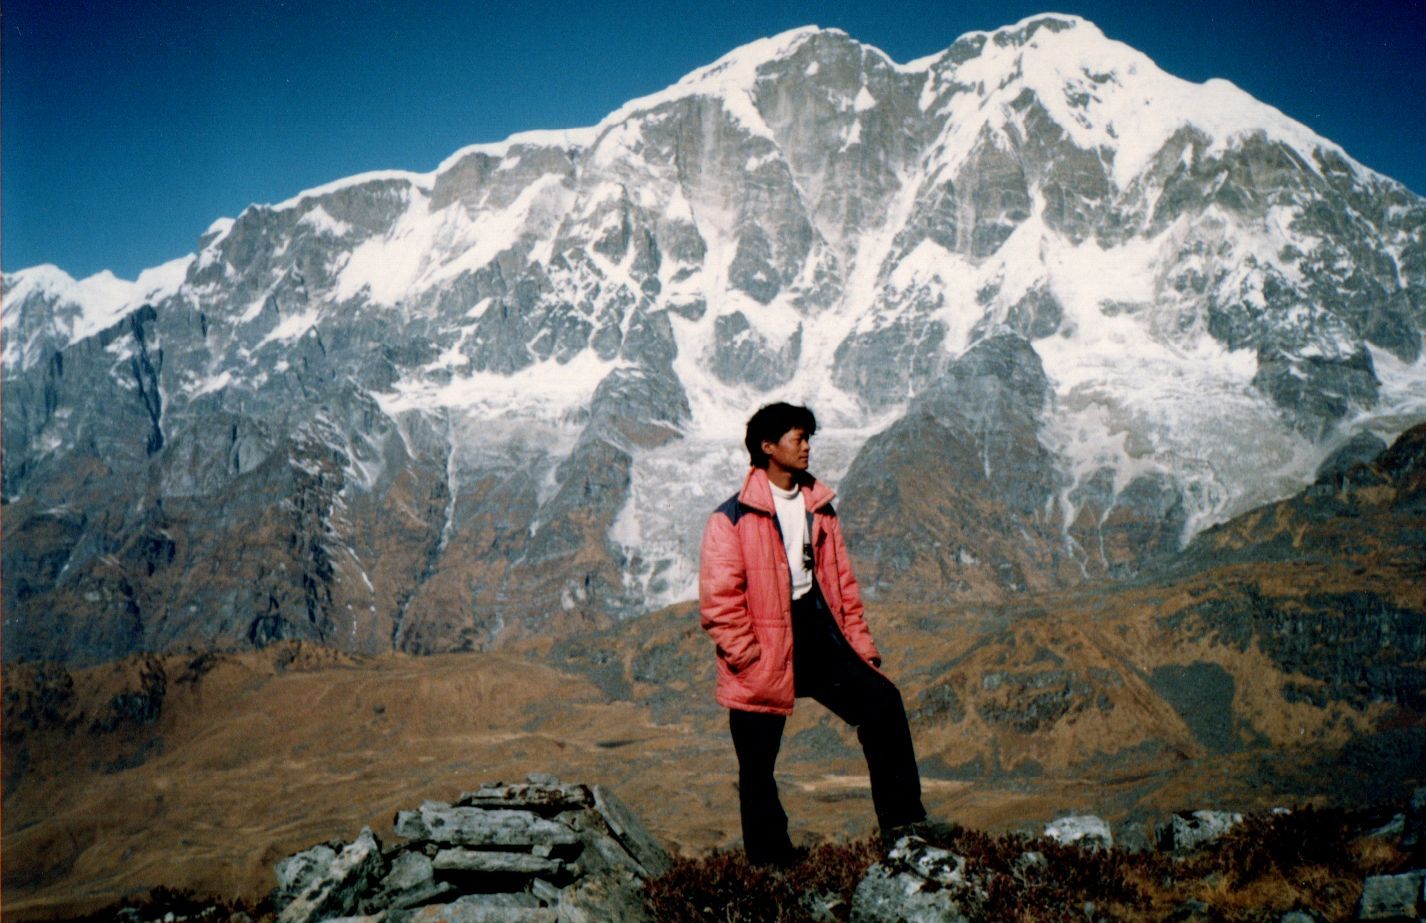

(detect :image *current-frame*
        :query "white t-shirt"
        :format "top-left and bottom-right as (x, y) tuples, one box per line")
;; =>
(770, 480), (813, 600)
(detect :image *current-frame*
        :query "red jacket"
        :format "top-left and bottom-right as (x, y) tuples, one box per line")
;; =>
(698, 467), (881, 715)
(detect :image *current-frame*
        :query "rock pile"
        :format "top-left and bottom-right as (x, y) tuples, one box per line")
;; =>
(271, 775), (669, 923)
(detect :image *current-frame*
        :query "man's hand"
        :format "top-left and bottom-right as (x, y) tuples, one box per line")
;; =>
(724, 643), (762, 674)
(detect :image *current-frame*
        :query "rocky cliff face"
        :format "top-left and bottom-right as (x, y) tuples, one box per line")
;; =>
(1154, 421), (1426, 714)
(894, 422), (1426, 789)
(4, 15), (1424, 664)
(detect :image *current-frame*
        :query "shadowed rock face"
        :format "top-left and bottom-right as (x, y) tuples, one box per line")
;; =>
(1171, 421), (1426, 573)
(4, 17), (1425, 665)
(1137, 424), (1426, 714)
(1148, 663), (1238, 754)
(1315, 431), (1389, 482)
(1161, 587), (1426, 711)
(883, 424), (1425, 786)
(839, 335), (1065, 601)
(840, 334), (1195, 600)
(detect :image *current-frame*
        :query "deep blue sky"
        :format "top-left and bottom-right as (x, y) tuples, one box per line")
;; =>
(4, 0), (1424, 280)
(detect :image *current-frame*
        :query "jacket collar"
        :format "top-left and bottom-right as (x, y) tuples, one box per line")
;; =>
(738, 466), (835, 515)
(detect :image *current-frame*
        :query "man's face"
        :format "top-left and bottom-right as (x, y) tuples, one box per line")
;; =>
(763, 427), (811, 473)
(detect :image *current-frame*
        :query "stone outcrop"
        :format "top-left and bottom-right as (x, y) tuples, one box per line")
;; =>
(1155, 810), (1246, 853)
(851, 836), (974, 923)
(1043, 814), (1114, 850)
(840, 334), (1076, 602)
(277, 828), (385, 923)
(271, 775), (669, 923)
(1357, 870), (1425, 920)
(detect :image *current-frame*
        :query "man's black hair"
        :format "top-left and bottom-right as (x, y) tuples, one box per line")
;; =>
(745, 402), (817, 468)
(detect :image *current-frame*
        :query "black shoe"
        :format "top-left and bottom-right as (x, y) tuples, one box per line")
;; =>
(880, 818), (962, 848)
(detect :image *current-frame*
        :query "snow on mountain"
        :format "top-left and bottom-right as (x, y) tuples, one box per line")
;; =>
(3, 14), (1423, 664)
(2, 257), (192, 369)
(919, 14), (1356, 188)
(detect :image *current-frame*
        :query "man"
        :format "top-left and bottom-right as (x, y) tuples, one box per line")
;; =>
(698, 402), (928, 866)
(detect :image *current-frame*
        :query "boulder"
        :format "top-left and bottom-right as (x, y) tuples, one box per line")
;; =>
(1366, 814), (1406, 840)
(567, 822), (650, 881)
(1113, 817), (1154, 853)
(555, 874), (650, 923)
(274, 843), (339, 908)
(1357, 870), (1425, 920)
(276, 827), (385, 923)
(850, 836), (973, 923)
(1043, 815), (1113, 850)
(591, 786), (671, 877)
(369, 851), (454, 912)
(1156, 810), (1245, 853)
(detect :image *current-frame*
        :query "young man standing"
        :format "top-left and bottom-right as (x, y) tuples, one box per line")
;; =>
(698, 402), (928, 866)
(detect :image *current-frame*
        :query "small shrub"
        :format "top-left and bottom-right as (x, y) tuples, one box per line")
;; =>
(936, 828), (1150, 922)
(644, 839), (879, 923)
(61, 886), (265, 922)
(1208, 807), (1358, 882)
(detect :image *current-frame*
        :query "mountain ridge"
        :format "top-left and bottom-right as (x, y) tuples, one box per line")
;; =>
(5, 16), (1401, 331)
(4, 14), (1424, 664)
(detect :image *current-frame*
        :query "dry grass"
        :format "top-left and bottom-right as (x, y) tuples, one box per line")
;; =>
(644, 840), (881, 923)
(56, 887), (265, 923)
(1187, 865), (1361, 922)
(644, 806), (1419, 923)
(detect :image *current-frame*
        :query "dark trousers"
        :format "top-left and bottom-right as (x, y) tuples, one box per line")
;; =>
(729, 588), (925, 864)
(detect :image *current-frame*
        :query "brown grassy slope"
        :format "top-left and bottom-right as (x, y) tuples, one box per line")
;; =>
(2, 643), (651, 918)
(5, 570), (1416, 921)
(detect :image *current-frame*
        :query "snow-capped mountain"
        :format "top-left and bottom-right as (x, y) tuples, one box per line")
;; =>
(4, 15), (1424, 664)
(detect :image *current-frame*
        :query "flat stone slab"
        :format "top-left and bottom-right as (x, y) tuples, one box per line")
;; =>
(456, 782), (594, 812)
(432, 848), (565, 876)
(394, 899), (557, 923)
(395, 802), (579, 848)
(377, 851), (455, 910)
(592, 785), (671, 877)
